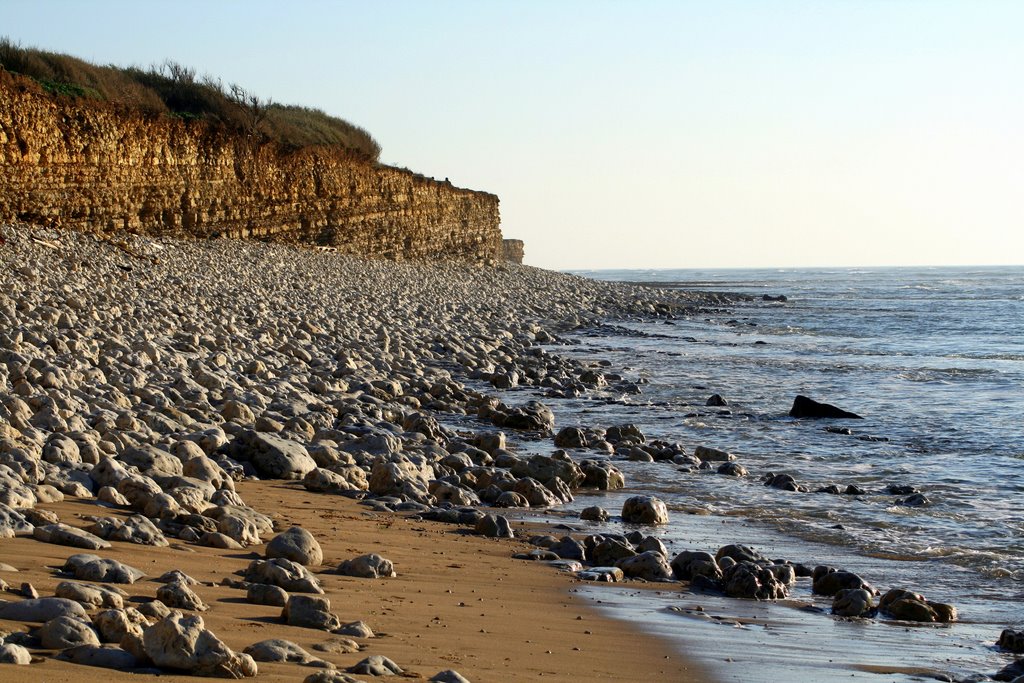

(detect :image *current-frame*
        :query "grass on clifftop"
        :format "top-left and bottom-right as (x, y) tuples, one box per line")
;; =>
(0, 38), (381, 161)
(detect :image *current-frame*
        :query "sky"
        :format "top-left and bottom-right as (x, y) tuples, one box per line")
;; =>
(3, 1), (1023, 269)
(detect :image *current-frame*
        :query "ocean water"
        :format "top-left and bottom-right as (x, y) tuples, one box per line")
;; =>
(535, 266), (1024, 681)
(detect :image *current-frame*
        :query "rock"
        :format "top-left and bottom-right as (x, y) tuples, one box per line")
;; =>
(999, 629), (1024, 654)
(763, 473), (806, 492)
(616, 550), (673, 581)
(832, 589), (875, 617)
(577, 566), (625, 582)
(431, 670), (472, 683)
(33, 523), (111, 550)
(247, 583), (289, 607)
(92, 607), (147, 643)
(994, 659), (1024, 681)
(225, 430), (316, 480)
(512, 478), (560, 507)
(621, 496), (669, 525)
(716, 462), (748, 476)
(303, 672), (361, 683)
(812, 568), (874, 596)
(143, 612), (257, 677)
(0, 503), (33, 538)
(244, 558), (322, 593)
(334, 621), (374, 638)
(579, 506), (608, 522)
(58, 644), (138, 670)
(898, 493), (930, 507)
(474, 514), (514, 539)
(243, 639), (329, 667)
(63, 554), (145, 584)
(266, 526), (324, 567)
(671, 551), (722, 582)
(591, 537), (636, 566)
(38, 615), (100, 649)
(282, 595), (342, 631)
(878, 588), (956, 623)
(55, 581), (124, 609)
(336, 554), (397, 579)
(789, 395), (862, 419)
(706, 394), (728, 407)
(311, 637), (361, 654)
(716, 544), (767, 564)
(579, 460), (625, 490)
(693, 445), (735, 462)
(722, 562), (789, 600)
(201, 531), (244, 549)
(88, 514), (168, 546)
(0, 642), (32, 664)
(137, 600), (173, 620)
(157, 581), (208, 611)
(157, 569), (199, 585)
(548, 536), (587, 562)
(0, 597), (89, 622)
(553, 427), (588, 449)
(348, 654), (404, 676)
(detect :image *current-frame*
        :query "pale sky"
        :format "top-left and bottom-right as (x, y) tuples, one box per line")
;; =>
(4, 1), (1022, 269)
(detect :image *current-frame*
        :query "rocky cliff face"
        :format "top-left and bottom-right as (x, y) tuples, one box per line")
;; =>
(0, 72), (502, 260)
(502, 239), (525, 264)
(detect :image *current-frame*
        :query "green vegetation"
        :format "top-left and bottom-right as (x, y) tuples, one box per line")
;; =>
(0, 38), (381, 161)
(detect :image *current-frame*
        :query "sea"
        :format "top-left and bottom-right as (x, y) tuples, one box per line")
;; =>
(521, 266), (1024, 682)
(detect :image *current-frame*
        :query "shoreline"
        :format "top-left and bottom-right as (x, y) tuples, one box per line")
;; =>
(0, 224), (720, 681)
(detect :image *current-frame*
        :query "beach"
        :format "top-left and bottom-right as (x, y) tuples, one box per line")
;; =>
(0, 223), (720, 681)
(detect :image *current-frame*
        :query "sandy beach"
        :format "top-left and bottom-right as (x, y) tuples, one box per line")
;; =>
(0, 224), (720, 681)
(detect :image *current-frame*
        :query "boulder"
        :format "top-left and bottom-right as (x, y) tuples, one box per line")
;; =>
(282, 595), (342, 631)
(694, 445), (735, 462)
(33, 523), (111, 550)
(93, 607), (147, 643)
(225, 430), (316, 480)
(336, 553), (397, 579)
(38, 615), (101, 649)
(247, 583), (289, 607)
(243, 639), (329, 667)
(579, 460), (625, 490)
(616, 550), (673, 581)
(0, 642), (32, 664)
(474, 514), (514, 539)
(579, 506), (608, 522)
(57, 644), (139, 670)
(832, 589), (875, 617)
(63, 554), (145, 584)
(789, 395), (862, 419)
(348, 654), (404, 676)
(88, 514), (168, 546)
(812, 568), (873, 597)
(157, 581), (208, 611)
(0, 503), (33, 538)
(143, 612), (257, 677)
(998, 628), (1024, 654)
(722, 562), (789, 600)
(55, 581), (125, 609)
(621, 496), (669, 525)
(244, 558), (323, 593)
(0, 596), (89, 622)
(266, 527), (324, 567)
(671, 551), (722, 582)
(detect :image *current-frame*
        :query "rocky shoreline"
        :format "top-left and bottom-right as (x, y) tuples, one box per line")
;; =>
(0, 223), (728, 680)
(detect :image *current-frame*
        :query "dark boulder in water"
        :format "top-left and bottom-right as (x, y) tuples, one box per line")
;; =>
(789, 395), (862, 419)
(994, 659), (1024, 681)
(705, 394), (728, 407)
(998, 628), (1024, 653)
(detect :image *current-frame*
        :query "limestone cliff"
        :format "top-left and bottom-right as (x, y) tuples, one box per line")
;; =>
(0, 71), (502, 259)
(502, 239), (524, 264)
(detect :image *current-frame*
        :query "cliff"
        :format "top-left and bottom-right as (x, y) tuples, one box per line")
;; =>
(0, 71), (502, 260)
(502, 239), (525, 264)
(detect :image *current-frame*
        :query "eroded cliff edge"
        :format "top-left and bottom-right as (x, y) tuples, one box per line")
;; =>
(0, 71), (502, 259)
